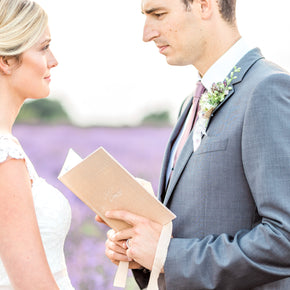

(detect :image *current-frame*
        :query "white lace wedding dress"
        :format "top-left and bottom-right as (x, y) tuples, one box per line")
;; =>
(0, 135), (74, 289)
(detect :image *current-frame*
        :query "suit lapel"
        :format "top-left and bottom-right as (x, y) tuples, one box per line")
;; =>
(206, 48), (264, 129)
(163, 132), (194, 206)
(160, 48), (265, 205)
(158, 97), (193, 200)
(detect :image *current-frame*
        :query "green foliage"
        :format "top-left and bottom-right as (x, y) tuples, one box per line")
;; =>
(206, 66), (241, 107)
(80, 222), (104, 239)
(16, 98), (71, 124)
(141, 110), (170, 126)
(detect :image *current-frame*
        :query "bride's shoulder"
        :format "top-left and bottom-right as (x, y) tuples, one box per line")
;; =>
(0, 134), (25, 163)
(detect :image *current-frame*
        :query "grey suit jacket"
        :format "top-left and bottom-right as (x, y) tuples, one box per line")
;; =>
(133, 48), (290, 289)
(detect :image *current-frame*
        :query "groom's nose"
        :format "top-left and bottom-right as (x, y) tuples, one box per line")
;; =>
(143, 20), (160, 42)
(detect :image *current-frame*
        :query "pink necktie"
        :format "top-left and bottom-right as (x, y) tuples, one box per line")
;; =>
(172, 81), (206, 168)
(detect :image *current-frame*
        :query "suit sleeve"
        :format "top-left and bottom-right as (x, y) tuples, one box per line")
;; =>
(162, 73), (290, 290)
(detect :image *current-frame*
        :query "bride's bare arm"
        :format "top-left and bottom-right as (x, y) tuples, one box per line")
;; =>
(0, 158), (59, 290)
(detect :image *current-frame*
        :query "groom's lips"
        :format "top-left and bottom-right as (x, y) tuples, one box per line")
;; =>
(157, 45), (169, 54)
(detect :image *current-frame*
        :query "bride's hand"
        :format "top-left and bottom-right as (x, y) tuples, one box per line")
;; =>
(105, 229), (142, 270)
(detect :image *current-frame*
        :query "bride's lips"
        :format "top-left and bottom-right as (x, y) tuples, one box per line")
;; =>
(44, 75), (51, 82)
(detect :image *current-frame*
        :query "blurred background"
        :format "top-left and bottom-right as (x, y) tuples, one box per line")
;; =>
(14, 0), (290, 289)
(24, 0), (290, 127)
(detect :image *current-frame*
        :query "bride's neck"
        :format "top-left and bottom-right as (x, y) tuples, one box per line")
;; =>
(0, 93), (23, 134)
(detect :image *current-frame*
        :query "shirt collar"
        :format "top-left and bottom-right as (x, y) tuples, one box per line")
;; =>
(200, 38), (253, 91)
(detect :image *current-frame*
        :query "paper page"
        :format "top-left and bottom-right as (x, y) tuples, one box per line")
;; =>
(58, 148), (83, 177)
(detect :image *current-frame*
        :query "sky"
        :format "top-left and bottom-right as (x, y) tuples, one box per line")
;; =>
(36, 0), (290, 126)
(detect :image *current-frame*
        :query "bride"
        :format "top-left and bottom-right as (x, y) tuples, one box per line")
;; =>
(0, 0), (74, 289)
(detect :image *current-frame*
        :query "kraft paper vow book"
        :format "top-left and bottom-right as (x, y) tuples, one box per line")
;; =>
(58, 147), (176, 231)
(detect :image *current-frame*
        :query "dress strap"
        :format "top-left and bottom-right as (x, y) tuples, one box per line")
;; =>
(0, 135), (25, 163)
(0, 135), (39, 182)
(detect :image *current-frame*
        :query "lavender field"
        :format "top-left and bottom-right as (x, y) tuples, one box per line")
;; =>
(13, 124), (172, 290)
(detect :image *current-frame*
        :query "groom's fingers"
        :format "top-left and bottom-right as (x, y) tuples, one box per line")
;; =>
(111, 228), (134, 242)
(105, 210), (144, 227)
(106, 229), (133, 263)
(107, 229), (129, 253)
(95, 215), (109, 226)
(105, 238), (127, 255)
(106, 230), (126, 252)
(129, 261), (144, 270)
(105, 248), (132, 264)
(105, 241), (132, 263)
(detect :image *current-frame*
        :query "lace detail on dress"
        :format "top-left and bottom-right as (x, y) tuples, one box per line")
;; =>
(0, 135), (25, 163)
(0, 135), (39, 182)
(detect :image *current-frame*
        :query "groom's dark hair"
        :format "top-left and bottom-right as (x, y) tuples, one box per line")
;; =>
(182, 0), (237, 24)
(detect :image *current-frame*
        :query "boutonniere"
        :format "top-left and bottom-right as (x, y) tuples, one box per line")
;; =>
(193, 66), (241, 151)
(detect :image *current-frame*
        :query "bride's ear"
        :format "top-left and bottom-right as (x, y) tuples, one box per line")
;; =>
(0, 56), (12, 75)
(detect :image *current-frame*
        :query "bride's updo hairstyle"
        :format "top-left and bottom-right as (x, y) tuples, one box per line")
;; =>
(0, 0), (47, 61)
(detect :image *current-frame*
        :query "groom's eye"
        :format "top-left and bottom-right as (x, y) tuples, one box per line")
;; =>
(157, 13), (164, 18)
(154, 11), (166, 19)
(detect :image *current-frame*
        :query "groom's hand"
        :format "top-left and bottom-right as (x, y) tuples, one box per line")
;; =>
(106, 229), (142, 269)
(105, 210), (163, 271)
(95, 215), (109, 227)
(95, 215), (142, 269)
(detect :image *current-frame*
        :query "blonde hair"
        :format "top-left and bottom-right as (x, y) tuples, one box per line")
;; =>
(0, 0), (48, 57)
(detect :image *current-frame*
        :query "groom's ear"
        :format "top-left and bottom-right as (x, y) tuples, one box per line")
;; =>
(197, 0), (213, 20)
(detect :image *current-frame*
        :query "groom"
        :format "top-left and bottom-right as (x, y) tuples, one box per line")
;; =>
(100, 0), (290, 289)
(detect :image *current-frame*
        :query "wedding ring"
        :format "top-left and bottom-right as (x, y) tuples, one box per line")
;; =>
(126, 239), (131, 249)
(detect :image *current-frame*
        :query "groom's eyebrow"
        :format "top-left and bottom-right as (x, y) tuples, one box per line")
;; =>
(142, 7), (165, 15)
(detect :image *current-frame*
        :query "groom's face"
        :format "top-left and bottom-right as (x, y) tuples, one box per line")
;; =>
(141, 0), (205, 66)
